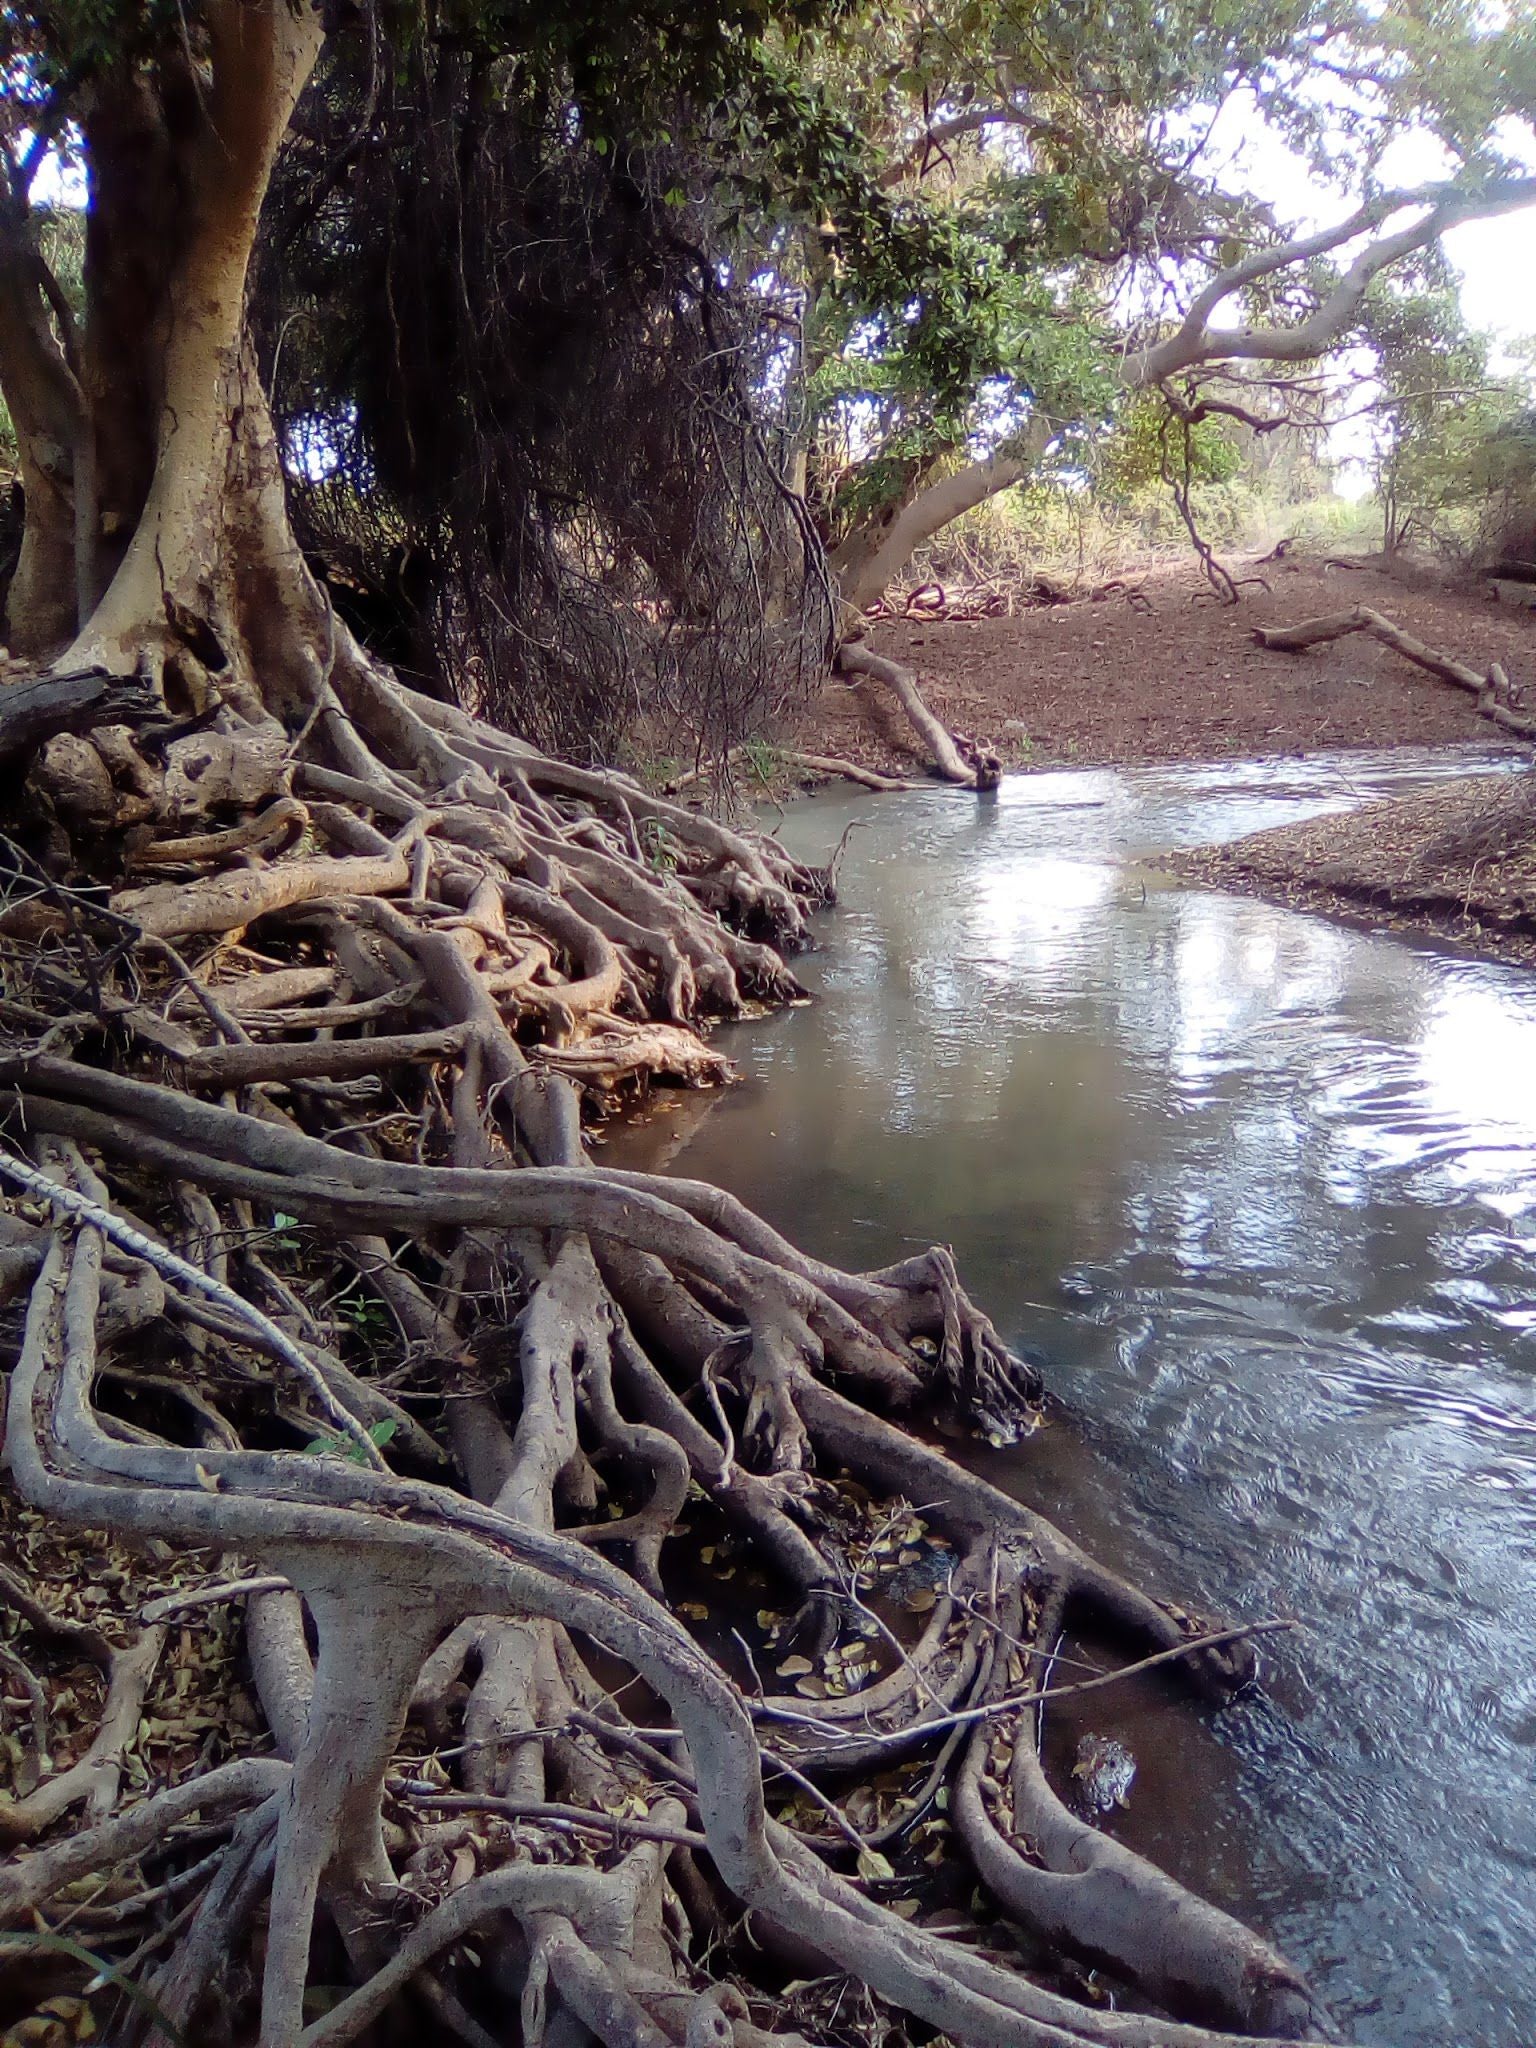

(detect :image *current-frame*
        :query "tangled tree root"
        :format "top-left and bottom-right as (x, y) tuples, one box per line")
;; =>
(0, 644), (1340, 2047)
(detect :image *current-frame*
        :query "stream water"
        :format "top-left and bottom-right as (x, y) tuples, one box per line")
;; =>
(601, 744), (1536, 2045)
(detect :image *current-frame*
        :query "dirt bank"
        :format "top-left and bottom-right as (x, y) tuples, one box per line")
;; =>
(1166, 774), (1536, 969)
(800, 553), (1534, 773)
(794, 551), (1536, 967)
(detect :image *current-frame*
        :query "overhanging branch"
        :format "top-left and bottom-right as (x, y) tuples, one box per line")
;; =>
(1125, 175), (1536, 388)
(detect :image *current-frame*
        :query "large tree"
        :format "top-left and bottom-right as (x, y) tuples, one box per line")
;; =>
(791, 0), (1536, 618)
(0, 5), (1372, 2045)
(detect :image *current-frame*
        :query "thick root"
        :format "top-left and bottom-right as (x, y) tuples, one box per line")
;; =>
(0, 637), (1336, 2048)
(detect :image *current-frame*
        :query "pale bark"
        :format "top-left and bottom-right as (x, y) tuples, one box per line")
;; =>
(0, 17), (1346, 2037)
(67, 0), (326, 688)
(831, 178), (1536, 617)
(1125, 178), (1536, 389)
(836, 637), (978, 785)
(1254, 603), (1536, 740)
(835, 440), (1040, 617)
(0, 207), (87, 654)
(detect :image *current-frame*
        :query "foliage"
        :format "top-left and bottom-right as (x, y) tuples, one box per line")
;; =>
(1359, 266), (1534, 558)
(7, 0), (1536, 653)
(1092, 392), (1243, 507)
(259, 49), (838, 761)
(768, 0), (1536, 580)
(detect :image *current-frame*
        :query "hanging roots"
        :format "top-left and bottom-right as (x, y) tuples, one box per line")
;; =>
(259, 47), (831, 766)
(0, 632), (1342, 2048)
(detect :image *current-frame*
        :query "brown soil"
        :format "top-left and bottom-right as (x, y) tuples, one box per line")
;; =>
(1166, 777), (1536, 970)
(799, 553), (1534, 774)
(794, 551), (1536, 967)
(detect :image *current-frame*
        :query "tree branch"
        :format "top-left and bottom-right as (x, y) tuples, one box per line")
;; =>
(1126, 176), (1536, 386)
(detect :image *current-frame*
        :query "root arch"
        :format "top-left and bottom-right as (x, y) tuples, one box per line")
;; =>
(1, 585), (1340, 2048)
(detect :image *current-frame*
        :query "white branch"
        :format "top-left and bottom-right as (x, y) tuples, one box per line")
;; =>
(838, 422), (1052, 614)
(1126, 176), (1536, 387)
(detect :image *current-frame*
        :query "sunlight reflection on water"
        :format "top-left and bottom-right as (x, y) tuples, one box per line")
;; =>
(601, 743), (1536, 2045)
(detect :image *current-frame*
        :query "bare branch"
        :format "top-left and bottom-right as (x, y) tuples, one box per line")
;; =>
(1127, 176), (1536, 386)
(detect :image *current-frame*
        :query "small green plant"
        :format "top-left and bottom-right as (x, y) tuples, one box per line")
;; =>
(303, 1418), (398, 1464)
(269, 1210), (303, 1253)
(740, 736), (787, 787)
(333, 1282), (394, 1343)
(640, 817), (678, 874)
(619, 747), (681, 793)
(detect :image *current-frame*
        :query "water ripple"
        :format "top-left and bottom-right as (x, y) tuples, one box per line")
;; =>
(604, 745), (1536, 2045)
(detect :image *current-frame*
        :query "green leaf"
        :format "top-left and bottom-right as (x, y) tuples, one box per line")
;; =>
(0, 1931), (190, 2045)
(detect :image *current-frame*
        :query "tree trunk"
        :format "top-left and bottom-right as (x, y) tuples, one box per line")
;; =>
(78, 69), (194, 605)
(0, 206), (87, 655)
(66, 0), (326, 703)
(834, 434), (1044, 617)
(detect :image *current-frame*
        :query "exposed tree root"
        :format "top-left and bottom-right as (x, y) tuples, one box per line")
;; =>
(835, 639), (1002, 790)
(0, 639), (1341, 2048)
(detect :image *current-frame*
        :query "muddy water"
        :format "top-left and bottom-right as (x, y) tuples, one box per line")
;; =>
(601, 745), (1536, 2044)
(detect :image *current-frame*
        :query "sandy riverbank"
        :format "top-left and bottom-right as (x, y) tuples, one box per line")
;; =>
(790, 551), (1536, 965)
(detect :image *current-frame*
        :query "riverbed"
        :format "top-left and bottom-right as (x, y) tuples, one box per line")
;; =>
(601, 744), (1536, 2045)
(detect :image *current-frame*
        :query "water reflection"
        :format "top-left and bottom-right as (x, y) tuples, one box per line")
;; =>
(603, 745), (1536, 2044)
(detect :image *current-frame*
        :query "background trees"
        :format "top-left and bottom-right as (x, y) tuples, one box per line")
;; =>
(8, 0), (1536, 707)
(1, 6), (1535, 2046)
(793, 0), (1536, 612)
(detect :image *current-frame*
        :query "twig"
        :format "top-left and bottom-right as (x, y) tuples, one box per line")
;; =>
(761, 1750), (873, 1856)
(140, 1576), (293, 1624)
(753, 1619), (1296, 1741)
(389, 1786), (710, 1852)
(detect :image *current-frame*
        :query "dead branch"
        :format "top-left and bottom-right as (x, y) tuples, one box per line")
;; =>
(835, 641), (1000, 790)
(1254, 604), (1536, 740)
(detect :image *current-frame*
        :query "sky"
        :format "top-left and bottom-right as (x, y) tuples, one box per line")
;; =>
(1193, 96), (1536, 488)
(26, 91), (1536, 500)
(1443, 210), (1536, 347)
(1203, 88), (1536, 364)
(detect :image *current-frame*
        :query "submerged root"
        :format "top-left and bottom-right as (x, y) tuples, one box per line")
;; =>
(0, 639), (1338, 2047)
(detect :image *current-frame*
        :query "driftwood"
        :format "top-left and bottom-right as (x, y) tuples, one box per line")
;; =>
(1254, 604), (1536, 740)
(867, 573), (1151, 623)
(783, 749), (915, 791)
(867, 578), (1012, 622)
(836, 639), (1001, 789)
(665, 747), (915, 794)
(1320, 549), (1464, 595)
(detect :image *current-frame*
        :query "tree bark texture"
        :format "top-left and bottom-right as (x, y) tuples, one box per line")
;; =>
(0, 14), (1341, 2044)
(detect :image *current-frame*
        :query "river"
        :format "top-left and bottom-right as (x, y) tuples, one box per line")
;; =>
(600, 744), (1536, 2045)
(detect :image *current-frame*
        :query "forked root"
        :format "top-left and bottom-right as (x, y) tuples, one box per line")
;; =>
(0, 638), (1337, 2048)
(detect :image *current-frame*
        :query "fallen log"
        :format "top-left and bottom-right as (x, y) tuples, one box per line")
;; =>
(836, 639), (1001, 788)
(0, 667), (166, 766)
(1254, 604), (1536, 741)
(784, 749), (916, 791)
